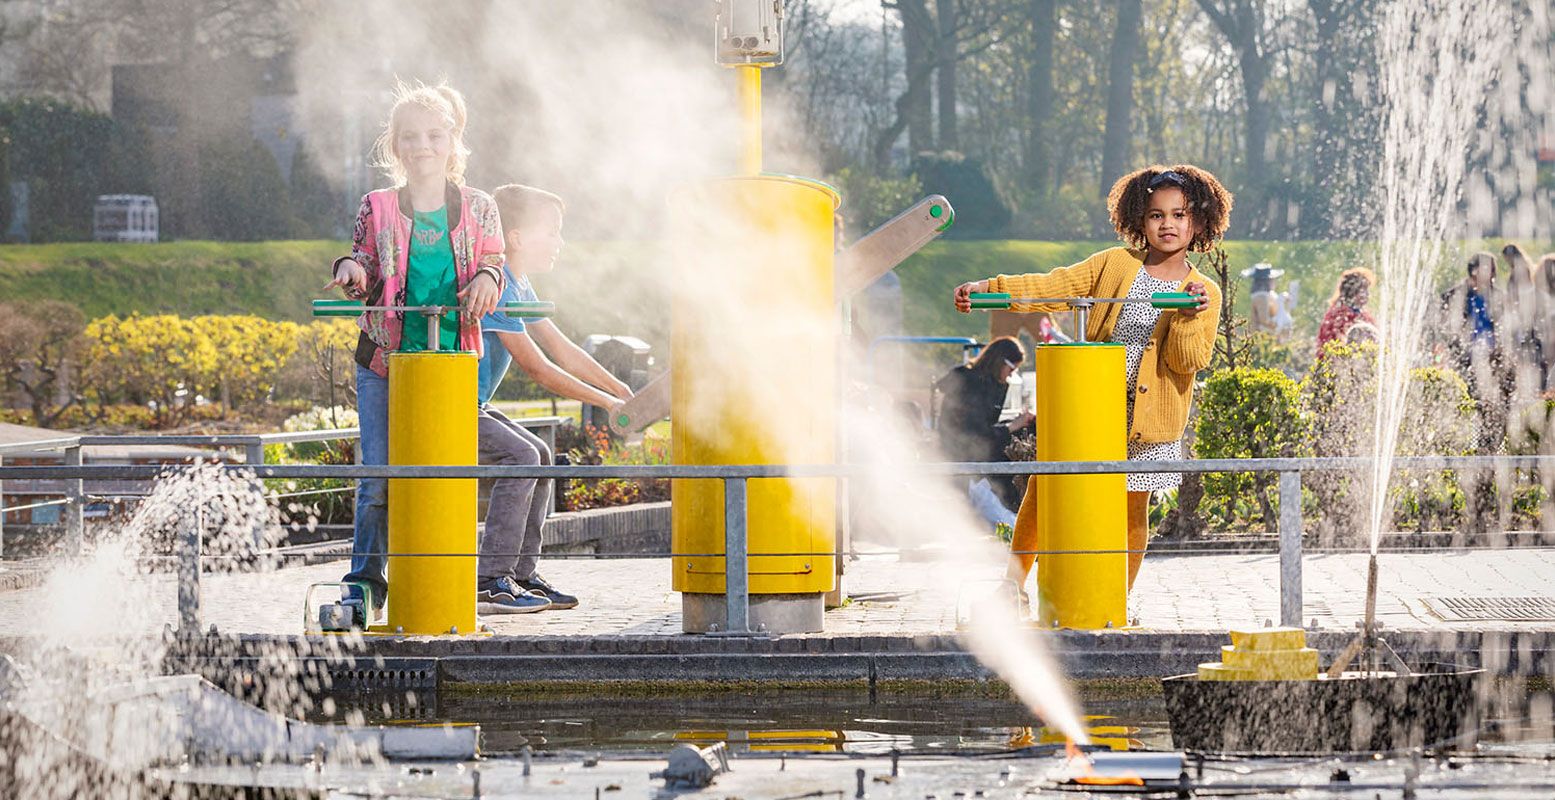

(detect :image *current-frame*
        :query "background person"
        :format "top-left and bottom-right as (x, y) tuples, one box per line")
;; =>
(1315, 267), (1376, 356)
(934, 336), (1031, 520)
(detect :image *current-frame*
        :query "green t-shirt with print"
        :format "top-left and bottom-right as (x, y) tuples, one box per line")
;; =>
(399, 207), (461, 353)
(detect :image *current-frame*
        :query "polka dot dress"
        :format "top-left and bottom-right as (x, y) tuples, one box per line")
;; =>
(1112, 271), (1184, 492)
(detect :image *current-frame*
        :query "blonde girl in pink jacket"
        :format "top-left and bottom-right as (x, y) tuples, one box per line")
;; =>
(324, 81), (506, 611)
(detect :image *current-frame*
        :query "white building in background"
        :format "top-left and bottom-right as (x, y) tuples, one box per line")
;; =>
(92, 194), (159, 242)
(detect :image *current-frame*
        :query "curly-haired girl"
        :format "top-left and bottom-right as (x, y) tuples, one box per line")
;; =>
(951, 164), (1231, 595)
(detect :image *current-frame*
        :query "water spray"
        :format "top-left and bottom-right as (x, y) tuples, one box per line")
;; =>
(611, 195), (952, 435)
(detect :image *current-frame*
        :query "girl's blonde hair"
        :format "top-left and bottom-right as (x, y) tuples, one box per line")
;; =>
(371, 80), (471, 186)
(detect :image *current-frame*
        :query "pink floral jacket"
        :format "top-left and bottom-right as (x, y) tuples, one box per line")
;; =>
(339, 183), (506, 376)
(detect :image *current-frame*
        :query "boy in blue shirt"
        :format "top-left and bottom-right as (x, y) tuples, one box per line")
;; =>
(474, 184), (633, 613)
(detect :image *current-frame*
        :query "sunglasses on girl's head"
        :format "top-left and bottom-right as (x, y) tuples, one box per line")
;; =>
(1148, 170), (1187, 190)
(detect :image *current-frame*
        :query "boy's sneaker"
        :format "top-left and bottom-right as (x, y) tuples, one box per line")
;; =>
(516, 573), (578, 610)
(477, 576), (551, 615)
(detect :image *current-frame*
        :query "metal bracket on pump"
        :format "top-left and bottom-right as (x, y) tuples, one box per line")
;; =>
(714, 0), (783, 66)
(311, 299), (556, 350)
(968, 292), (1197, 343)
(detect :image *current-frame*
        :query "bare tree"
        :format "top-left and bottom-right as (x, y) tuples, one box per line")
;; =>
(1195, 0), (1284, 234)
(0, 301), (87, 428)
(16, 13), (113, 110)
(1022, 0), (1056, 195)
(1304, 0), (1378, 237)
(935, 0), (958, 150)
(1099, 0), (1142, 200)
(876, 0), (937, 166)
(874, 0), (1016, 168)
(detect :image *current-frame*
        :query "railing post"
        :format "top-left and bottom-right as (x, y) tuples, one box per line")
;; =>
(178, 508), (203, 634)
(243, 440), (265, 467)
(1278, 470), (1304, 627)
(63, 444), (85, 556)
(0, 452), (6, 559)
(724, 476), (751, 634)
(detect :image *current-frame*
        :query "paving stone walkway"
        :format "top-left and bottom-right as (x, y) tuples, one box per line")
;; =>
(1, 549), (1551, 640)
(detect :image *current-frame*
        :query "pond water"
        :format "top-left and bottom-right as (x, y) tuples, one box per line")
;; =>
(323, 681), (1552, 758)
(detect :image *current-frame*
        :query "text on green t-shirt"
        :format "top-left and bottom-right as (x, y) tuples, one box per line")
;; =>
(399, 207), (461, 352)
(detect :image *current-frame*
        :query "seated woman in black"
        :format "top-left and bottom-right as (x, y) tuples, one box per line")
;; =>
(935, 337), (1032, 512)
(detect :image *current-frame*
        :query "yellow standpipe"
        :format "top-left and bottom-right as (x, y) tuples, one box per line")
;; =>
(669, 175), (839, 633)
(1030, 344), (1128, 629)
(737, 65), (762, 174)
(386, 351), (478, 635)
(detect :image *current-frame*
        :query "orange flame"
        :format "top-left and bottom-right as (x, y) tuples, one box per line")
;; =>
(1064, 740), (1145, 787)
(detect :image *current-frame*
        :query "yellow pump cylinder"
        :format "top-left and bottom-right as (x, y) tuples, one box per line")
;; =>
(669, 175), (839, 631)
(1032, 343), (1127, 629)
(387, 351), (478, 635)
(736, 66), (763, 175)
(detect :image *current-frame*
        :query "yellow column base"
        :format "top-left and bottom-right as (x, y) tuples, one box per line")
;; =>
(1031, 344), (1127, 629)
(387, 352), (478, 636)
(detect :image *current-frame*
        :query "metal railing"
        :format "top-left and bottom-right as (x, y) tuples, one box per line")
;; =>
(0, 429), (360, 559)
(5, 452), (1554, 636)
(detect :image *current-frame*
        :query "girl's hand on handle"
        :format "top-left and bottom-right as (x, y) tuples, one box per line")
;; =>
(324, 259), (368, 297)
(458, 270), (501, 321)
(1178, 281), (1210, 319)
(953, 280), (988, 313)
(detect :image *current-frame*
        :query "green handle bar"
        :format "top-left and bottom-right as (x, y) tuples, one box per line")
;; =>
(311, 299), (557, 318)
(968, 292), (1197, 310)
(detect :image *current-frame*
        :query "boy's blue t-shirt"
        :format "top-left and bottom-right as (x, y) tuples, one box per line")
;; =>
(477, 269), (546, 405)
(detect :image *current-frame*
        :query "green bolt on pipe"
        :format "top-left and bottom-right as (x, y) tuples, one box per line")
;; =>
(931, 202), (955, 232)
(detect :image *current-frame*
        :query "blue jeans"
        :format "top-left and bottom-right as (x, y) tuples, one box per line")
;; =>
(344, 363), (389, 599)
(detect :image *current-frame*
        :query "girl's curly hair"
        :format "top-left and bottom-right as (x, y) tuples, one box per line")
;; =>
(1106, 164), (1233, 253)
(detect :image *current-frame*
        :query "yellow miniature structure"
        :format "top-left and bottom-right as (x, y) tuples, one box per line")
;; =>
(1198, 627), (1320, 681)
(1031, 344), (1128, 629)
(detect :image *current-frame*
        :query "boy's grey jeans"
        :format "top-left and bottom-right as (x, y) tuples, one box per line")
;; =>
(476, 406), (553, 584)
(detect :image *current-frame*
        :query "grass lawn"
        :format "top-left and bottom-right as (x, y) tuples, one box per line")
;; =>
(6, 238), (1547, 349)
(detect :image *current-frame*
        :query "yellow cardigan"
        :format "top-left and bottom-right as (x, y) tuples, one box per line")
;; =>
(990, 246), (1221, 444)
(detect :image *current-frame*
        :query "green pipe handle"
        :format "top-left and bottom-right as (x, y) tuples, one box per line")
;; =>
(968, 292), (1015, 310)
(311, 300), (557, 317)
(311, 299), (365, 317)
(497, 301), (557, 318)
(966, 291), (1198, 310)
(1149, 292), (1199, 309)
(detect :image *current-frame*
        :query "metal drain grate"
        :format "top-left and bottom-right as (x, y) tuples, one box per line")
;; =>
(1422, 596), (1555, 621)
(327, 657), (439, 692)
